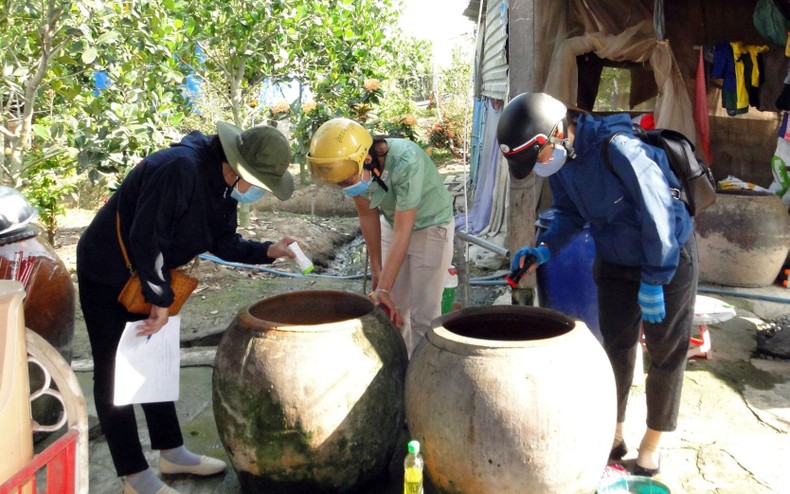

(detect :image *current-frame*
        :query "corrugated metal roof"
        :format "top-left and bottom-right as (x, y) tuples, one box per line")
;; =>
(480, 0), (508, 100)
(463, 0), (481, 20)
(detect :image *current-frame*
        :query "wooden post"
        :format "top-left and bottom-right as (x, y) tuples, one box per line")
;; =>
(507, 174), (538, 305)
(504, 0), (549, 306)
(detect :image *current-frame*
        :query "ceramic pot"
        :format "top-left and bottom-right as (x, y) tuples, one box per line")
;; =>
(695, 190), (790, 287)
(405, 306), (616, 494)
(0, 227), (75, 362)
(0, 226), (76, 432)
(212, 290), (408, 494)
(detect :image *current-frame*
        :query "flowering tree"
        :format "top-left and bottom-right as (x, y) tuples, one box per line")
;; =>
(380, 114), (419, 142)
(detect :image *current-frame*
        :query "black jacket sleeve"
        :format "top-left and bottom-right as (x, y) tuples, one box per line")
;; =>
(208, 197), (275, 264)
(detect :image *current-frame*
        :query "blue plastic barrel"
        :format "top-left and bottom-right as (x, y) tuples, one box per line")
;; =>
(535, 209), (601, 342)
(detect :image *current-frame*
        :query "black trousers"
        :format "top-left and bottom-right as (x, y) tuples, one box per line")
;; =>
(77, 274), (184, 476)
(594, 234), (698, 432)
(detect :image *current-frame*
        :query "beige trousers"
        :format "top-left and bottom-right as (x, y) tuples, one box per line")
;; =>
(380, 217), (455, 356)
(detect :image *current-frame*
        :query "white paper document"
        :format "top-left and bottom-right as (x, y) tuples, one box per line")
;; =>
(114, 316), (181, 406)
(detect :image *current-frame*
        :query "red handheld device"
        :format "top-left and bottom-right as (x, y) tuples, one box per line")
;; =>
(506, 254), (537, 288)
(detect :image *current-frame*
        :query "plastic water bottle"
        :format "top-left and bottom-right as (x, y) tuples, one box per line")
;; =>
(287, 242), (314, 274)
(403, 439), (424, 494)
(441, 265), (458, 314)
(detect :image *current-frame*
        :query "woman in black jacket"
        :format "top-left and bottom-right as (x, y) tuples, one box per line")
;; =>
(77, 122), (300, 494)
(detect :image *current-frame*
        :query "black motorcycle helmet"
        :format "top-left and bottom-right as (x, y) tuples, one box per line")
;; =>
(496, 92), (568, 179)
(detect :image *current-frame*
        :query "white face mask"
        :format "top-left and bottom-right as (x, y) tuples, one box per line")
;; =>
(534, 146), (568, 177)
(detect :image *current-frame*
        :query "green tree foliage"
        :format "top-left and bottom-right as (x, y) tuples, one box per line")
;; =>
(2, 0), (87, 185)
(184, 0), (298, 128)
(184, 0), (431, 170)
(425, 44), (473, 163)
(2, 0), (194, 188)
(76, 1), (195, 180)
(21, 148), (77, 245)
(1, 0), (435, 227)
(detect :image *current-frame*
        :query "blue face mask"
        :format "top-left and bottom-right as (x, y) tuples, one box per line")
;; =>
(342, 175), (372, 198)
(231, 184), (266, 203)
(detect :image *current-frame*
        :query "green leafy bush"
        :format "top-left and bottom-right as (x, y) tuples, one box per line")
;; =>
(21, 152), (77, 245)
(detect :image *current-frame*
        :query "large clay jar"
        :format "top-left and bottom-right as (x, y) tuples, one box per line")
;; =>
(212, 290), (408, 494)
(0, 227), (75, 362)
(405, 306), (616, 494)
(695, 190), (790, 287)
(0, 187), (75, 362)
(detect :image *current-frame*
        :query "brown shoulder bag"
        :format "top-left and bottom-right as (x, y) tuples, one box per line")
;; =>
(116, 211), (198, 315)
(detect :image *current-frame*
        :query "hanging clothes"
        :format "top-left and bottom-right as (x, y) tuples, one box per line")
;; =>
(730, 42), (751, 113)
(752, 0), (789, 47)
(776, 62), (790, 111)
(779, 111), (790, 141)
(712, 42), (770, 115)
(712, 42), (744, 116)
(759, 48), (788, 111)
(732, 42), (770, 110)
(455, 98), (502, 235)
(748, 44), (770, 107)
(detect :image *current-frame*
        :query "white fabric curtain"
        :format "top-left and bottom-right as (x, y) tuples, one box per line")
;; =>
(543, 19), (696, 142)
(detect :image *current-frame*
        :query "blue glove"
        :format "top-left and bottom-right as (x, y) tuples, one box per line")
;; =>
(638, 281), (665, 323)
(510, 244), (551, 272)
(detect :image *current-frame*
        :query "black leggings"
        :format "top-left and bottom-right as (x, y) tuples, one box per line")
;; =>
(595, 234), (698, 432)
(77, 274), (183, 476)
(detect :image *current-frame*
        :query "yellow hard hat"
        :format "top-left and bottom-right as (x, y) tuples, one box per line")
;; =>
(307, 118), (373, 184)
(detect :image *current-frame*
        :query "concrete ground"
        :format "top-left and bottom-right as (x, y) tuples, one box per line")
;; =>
(64, 280), (790, 494)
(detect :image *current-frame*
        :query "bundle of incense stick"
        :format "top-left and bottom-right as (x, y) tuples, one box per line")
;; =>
(0, 251), (39, 289)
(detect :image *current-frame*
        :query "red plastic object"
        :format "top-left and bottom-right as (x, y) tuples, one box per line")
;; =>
(687, 324), (712, 359)
(639, 323), (712, 360)
(506, 254), (537, 288)
(0, 427), (79, 494)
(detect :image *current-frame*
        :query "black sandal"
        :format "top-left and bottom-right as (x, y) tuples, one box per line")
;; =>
(633, 457), (660, 477)
(609, 441), (628, 460)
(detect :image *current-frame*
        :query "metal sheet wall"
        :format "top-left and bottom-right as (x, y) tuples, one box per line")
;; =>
(481, 0), (509, 100)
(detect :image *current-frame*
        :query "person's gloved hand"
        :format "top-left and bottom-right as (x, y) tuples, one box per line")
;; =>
(638, 281), (665, 323)
(510, 244), (551, 272)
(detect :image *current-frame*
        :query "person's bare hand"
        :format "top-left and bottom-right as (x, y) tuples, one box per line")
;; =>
(267, 236), (299, 260)
(135, 305), (170, 336)
(368, 289), (403, 327)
